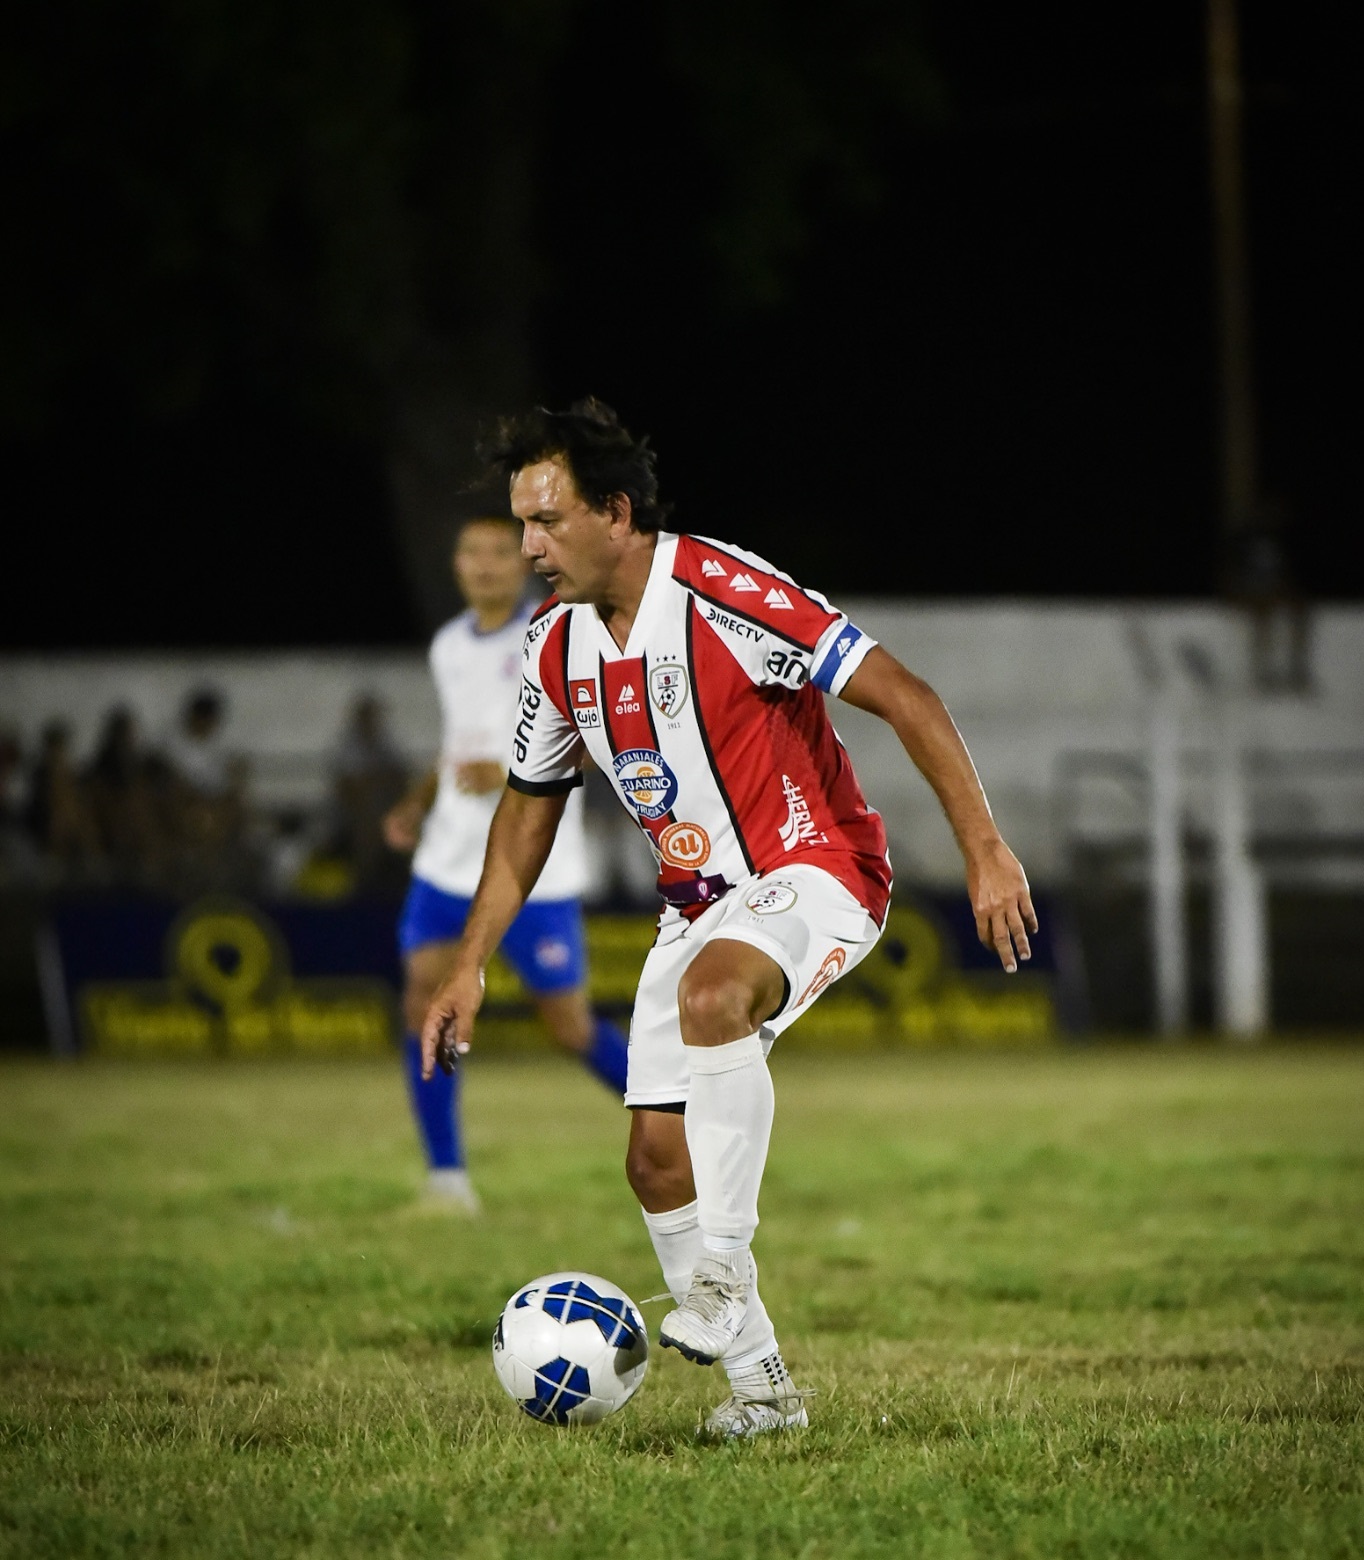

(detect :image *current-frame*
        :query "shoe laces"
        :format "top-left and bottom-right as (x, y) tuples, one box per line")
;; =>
(681, 1256), (748, 1324)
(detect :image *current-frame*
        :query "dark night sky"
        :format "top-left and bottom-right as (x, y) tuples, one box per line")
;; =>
(2, 0), (1358, 648)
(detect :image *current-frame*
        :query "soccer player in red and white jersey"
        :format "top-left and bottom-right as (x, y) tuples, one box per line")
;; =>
(422, 399), (1036, 1436)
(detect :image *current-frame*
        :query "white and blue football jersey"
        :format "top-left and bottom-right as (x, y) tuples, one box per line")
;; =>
(412, 602), (589, 900)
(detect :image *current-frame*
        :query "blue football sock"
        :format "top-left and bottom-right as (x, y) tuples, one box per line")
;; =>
(403, 1033), (464, 1169)
(581, 1015), (630, 1096)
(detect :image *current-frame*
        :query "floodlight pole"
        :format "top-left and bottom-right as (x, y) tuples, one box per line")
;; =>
(1129, 622), (1189, 1036)
(1208, 0), (1258, 541)
(1149, 691), (1188, 1036)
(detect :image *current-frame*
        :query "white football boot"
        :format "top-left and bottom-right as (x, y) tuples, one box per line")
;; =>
(424, 1167), (481, 1214)
(705, 1351), (810, 1438)
(658, 1250), (751, 1364)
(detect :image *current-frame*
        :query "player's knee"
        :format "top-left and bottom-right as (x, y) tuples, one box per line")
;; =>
(625, 1132), (683, 1204)
(677, 971), (762, 1047)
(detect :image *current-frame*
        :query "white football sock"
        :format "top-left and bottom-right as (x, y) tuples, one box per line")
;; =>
(641, 1199), (777, 1369)
(683, 1033), (774, 1250)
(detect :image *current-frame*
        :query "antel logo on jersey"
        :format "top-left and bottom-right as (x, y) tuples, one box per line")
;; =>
(745, 882), (799, 916)
(613, 749), (679, 822)
(658, 820), (710, 869)
(615, 681), (641, 715)
(568, 678), (600, 727)
(650, 662), (689, 719)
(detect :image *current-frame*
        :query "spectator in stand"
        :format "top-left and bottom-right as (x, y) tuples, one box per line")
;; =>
(1, 726), (38, 882)
(160, 687), (247, 875)
(330, 694), (410, 890)
(84, 708), (161, 880)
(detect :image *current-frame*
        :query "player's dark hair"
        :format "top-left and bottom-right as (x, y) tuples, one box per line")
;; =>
(478, 397), (671, 533)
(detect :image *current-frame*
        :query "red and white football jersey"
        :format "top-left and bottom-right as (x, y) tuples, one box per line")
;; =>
(508, 533), (892, 925)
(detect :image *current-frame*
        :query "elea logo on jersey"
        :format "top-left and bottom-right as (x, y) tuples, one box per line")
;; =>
(513, 679), (542, 763)
(612, 749), (679, 821)
(614, 681), (641, 715)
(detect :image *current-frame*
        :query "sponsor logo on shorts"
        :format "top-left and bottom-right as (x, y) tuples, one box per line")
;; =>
(658, 820), (710, 869)
(796, 947), (846, 1006)
(534, 937), (572, 972)
(745, 882), (799, 916)
(650, 662), (689, 719)
(569, 678), (600, 727)
(612, 748), (679, 822)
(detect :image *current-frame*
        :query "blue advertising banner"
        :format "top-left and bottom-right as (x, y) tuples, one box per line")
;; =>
(46, 889), (1082, 1058)
(49, 898), (402, 1058)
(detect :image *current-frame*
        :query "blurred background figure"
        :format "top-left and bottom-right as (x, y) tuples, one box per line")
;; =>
(382, 515), (630, 1211)
(23, 721), (99, 881)
(158, 687), (249, 886)
(83, 707), (163, 884)
(329, 693), (410, 893)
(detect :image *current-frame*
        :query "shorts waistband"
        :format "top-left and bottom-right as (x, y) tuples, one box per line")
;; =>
(658, 874), (731, 908)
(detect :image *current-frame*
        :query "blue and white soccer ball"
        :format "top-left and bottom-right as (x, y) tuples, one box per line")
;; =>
(492, 1271), (649, 1425)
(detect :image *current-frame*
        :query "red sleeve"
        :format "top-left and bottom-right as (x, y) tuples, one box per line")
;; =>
(671, 535), (841, 654)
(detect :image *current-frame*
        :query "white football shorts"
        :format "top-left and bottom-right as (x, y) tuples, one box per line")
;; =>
(624, 863), (884, 1109)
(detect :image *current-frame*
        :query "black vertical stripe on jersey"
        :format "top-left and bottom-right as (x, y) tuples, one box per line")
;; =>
(559, 611), (573, 719)
(685, 599), (756, 877)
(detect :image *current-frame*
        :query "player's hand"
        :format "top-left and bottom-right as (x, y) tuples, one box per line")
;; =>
(454, 760), (506, 796)
(420, 959), (486, 1077)
(383, 799), (424, 852)
(966, 838), (1038, 974)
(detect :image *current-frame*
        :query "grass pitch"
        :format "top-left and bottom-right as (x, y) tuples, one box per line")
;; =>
(1, 1046), (1362, 1558)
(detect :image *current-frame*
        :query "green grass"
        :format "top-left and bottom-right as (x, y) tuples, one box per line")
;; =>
(1, 1046), (1362, 1558)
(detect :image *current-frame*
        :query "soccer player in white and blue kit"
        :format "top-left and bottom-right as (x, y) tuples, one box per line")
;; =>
(384, 516), (629, 1210)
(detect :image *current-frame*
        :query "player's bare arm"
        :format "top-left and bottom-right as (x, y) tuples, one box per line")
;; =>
(419, 785), (570, 1076)
(383, 769), (438, 852)
(840, 645), (1037, 972)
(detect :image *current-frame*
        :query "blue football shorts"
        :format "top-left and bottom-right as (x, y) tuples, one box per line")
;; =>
(397, 876), (587, 995)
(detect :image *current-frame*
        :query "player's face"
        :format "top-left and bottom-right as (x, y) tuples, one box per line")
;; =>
(511, 459), (622, 604)
(452, 521), (529, 610)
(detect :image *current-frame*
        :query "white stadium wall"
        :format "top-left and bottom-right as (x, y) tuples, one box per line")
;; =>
(2, 601), (1362, 889)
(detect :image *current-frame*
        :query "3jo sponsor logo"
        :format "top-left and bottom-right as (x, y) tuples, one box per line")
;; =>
(568, 678), (600, 727)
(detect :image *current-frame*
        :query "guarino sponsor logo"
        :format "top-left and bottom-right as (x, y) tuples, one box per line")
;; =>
(612, 748), (679, 822)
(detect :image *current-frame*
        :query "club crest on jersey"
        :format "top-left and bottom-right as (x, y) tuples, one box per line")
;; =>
(650, 662), (689, 718)
(745, 882), (799, 916)
(612, 749), (679, 821)
(659, 820), (710, 869)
